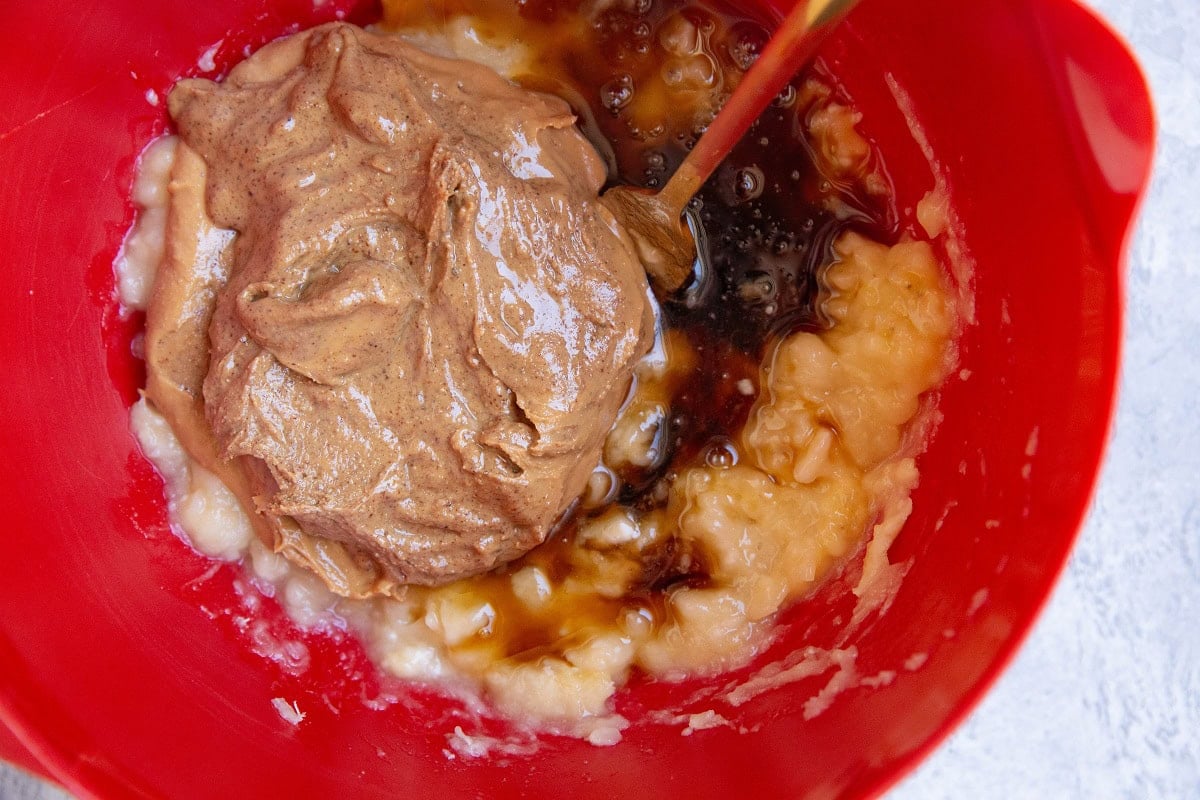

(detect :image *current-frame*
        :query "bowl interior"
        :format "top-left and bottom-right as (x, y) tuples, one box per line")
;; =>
(0, 0), (1151, 797)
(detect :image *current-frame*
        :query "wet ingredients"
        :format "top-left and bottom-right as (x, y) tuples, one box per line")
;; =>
(122, 0), (960, 740)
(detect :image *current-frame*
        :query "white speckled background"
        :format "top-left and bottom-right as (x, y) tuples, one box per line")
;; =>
(2, 0), (1197, 797)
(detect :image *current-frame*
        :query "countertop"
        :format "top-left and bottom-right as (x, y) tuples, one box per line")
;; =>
(2, 0), (1197, 797)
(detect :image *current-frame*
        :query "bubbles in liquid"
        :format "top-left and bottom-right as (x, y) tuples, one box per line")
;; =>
(627, 120), (665, 142)
(733, 165), (764, 202)
(600, 74), (635, 112)
(704, 439), (739, 469)
(644, 150), (668, 182)
(727, 22), (768, 71)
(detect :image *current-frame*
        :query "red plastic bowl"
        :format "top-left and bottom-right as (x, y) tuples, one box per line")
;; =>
(0, 0), (1153, 797)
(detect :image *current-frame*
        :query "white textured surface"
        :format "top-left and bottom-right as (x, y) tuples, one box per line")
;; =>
(0, 767), (68, 800)
(2, 1), (1197, 798)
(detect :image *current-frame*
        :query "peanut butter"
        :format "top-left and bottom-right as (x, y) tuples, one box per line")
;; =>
(149, 23), (653, 590)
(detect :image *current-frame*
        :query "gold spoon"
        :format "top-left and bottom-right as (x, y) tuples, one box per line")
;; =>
(602, 0), (863, 292)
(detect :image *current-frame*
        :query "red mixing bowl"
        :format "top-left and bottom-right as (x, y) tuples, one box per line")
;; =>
(0, 0), (1153, 797)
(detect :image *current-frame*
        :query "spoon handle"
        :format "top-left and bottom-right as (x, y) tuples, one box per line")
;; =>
(658, 0), (863, 212)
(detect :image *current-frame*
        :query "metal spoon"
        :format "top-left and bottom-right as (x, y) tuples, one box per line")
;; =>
(602, 0), (863, 292)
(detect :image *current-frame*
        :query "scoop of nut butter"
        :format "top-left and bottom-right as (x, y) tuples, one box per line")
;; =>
(143, 23), (654, 594)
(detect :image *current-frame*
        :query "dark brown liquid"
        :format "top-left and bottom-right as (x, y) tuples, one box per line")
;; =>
(382, 0), (895, 655)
